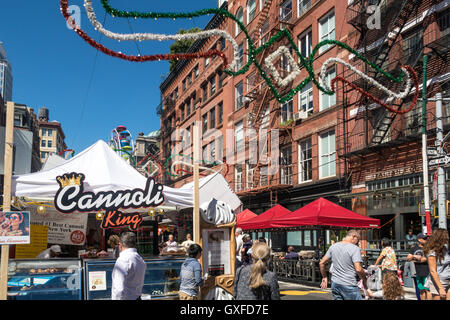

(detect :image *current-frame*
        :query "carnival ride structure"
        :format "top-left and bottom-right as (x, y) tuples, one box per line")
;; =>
(109, 125), (135, 165)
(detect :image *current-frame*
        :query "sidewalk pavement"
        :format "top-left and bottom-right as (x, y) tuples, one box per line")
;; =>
(279, 281), (419, 300)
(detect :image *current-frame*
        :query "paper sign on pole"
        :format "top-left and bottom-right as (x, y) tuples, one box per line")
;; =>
(0, 211), (31, 245)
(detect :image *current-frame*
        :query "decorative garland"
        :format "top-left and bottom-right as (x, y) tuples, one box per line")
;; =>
(62, 0), (417, 111)
(83, 0), (239, 71)
(264, 46), (301, 88)
(163, 154), (227, 178)
(331, 65), (420, 115)
(320, 57), (415, 103)
(60, 0), (229, 66)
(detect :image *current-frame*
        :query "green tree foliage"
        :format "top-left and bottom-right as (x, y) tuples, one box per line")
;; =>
(169, 28), (202, 72)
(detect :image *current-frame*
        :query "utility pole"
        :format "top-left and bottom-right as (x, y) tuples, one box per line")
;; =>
(421, 55), (432, 235)
(436, 92), (448, 229)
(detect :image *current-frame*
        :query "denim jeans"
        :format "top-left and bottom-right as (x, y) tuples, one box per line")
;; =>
(331, 282), (362, 300)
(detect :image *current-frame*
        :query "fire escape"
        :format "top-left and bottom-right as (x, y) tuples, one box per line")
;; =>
(338, 0), (441, 159)
(237, 0), (295, 206)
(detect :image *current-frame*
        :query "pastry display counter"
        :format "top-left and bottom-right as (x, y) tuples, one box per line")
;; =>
(83, 256), (184, 300)
(7, 259), (83, 300)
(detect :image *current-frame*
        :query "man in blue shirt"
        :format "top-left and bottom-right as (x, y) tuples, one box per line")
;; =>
(284, 246), (299, 260)
(179, 244), (204, 300)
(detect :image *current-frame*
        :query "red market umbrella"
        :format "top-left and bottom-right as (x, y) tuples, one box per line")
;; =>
(271, 197), (380, 229)
(236, 209), (257, 226)
(239, 204), (291, 230)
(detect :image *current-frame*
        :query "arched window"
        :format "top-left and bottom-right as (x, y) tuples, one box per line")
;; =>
(247, 0), (256, 23)
(235, 7), (244, 36)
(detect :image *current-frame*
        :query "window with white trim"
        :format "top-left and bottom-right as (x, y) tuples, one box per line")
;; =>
(235, 81), (244, 110)
(280, 145), (292, 185)
(236, 7), (244, 36)
(299, 138), (312, 183)
(235, 120), (244, 152)
(319, 67), (336, 111)
(235, 164), (243, 192)
(298, 0), (312, 17)
(281, 100), (293, 123)
(300, 81), (313, 112)
(319, 130), (336, 178)
(298, 28), (312, 59)
(319, 10), (335, 53)
(247, 0), (256, 22)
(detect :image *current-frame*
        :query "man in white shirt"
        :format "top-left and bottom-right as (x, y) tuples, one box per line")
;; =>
(165, 234), (178, 252)
(111, 232), (146, 300)
(235, 228), (244, 269)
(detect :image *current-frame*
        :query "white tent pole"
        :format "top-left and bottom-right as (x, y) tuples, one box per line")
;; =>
(1, 101), (14, 300)
(193, 124), (200, 244)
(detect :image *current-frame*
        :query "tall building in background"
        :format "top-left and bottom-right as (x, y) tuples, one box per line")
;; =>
(0, 42), (13, 103)
(38, 107), (67, 164)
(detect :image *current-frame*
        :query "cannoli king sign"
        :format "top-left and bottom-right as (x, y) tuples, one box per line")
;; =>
(54, 172), (165, 230)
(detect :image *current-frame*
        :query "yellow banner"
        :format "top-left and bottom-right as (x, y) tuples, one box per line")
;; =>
(15, 224), (48, 259)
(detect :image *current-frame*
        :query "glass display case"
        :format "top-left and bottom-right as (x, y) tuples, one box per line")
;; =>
(7, 259), (83, 300)
(83, 257), (184, 300)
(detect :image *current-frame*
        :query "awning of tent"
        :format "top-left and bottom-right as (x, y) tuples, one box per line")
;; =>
(11, 140), (241, 211)
(236, 209), (257, 226)
(271, 197), (380, 229)
(239, 204), (291, 230)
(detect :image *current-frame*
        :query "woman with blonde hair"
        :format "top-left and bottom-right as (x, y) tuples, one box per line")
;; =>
(423, 228), (450, 300)
(234, 242), (280, 300)
(369, 271), (405, 300)
(108, 235), (121, 259)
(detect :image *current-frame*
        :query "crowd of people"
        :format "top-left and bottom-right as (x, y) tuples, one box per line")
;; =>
(319, 228), (450, 300)
(107, 225), (449, 301)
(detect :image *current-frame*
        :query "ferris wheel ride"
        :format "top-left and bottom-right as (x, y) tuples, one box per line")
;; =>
(109, 125), (135, 165)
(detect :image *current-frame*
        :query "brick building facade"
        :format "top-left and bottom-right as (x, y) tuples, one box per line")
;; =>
(159, 0), (449, 248)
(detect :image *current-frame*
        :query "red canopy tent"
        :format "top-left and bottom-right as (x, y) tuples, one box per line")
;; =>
(271, 197), (380, 229)
(236, 209), (257, 226)
(239, 204), (291, 230)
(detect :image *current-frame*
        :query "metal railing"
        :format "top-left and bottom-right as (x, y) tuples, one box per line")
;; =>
(271, 257), (321, 284)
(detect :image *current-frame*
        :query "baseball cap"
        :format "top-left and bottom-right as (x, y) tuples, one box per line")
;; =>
(50, 245), (62, 253)
(417, 233), (428, 240)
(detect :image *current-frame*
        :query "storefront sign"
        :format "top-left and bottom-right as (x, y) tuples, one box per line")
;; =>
(365, 165), (420, 181)
(31, 209), (87, 246)
(0, 211), (30, 245)
(54, 172), (164, 231)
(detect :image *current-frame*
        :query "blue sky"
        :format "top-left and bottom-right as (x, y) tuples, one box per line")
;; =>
(0, 1), (216, 154)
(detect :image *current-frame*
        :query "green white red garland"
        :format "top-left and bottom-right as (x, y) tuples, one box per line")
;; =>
(83, 0), (239, 71)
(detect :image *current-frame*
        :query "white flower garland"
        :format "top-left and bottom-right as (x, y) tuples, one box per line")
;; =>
(264, 46), (301, 87)
(84, 0), (239, 71)
(319, 57), (412, 102)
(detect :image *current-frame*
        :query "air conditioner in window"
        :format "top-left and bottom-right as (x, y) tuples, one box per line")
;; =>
(294, 111), (308, 121)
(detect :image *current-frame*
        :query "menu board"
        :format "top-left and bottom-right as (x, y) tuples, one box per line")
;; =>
(202, 229), (231, 276)
(15, 224), (49, 258)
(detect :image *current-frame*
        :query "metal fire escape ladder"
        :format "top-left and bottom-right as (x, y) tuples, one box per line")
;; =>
(365, 0), (423, 146)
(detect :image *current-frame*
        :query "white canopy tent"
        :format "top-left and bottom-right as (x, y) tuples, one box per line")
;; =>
(11, 140), (241, 211)
(40, 153), (67, 172)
